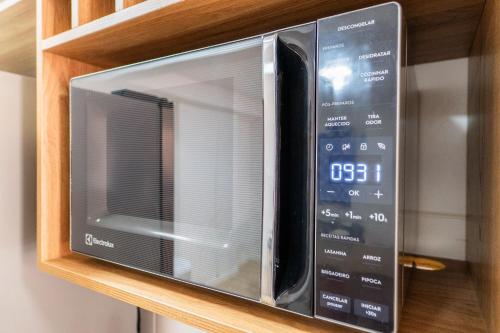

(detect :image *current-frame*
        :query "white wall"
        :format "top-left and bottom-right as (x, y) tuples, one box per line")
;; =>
(408, 58), (469, 260)
(0, 71), (137, 332)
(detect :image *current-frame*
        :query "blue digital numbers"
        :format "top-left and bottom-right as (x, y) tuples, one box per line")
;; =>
(357, 163), (367, 182)
(330, 162), (380, 183)
(331, 163), (343, 181)
(344, 163), (355, 182)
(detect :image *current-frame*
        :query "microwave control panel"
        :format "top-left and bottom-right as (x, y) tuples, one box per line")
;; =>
(314, 3), (401, 333)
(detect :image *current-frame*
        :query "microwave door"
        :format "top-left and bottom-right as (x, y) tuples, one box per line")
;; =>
(70, 38), (265, 300)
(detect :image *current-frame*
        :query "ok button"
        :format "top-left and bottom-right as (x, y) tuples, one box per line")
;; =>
(343, 187), (363, 202)
(348, 189), (360, 197)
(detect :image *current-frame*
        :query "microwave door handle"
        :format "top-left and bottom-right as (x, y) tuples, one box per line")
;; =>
(262, 25), (316, 315)
(261, 33), (278, 307)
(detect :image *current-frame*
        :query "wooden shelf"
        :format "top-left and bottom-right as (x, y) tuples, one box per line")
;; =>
(40, 0), (485, 68)
(39, 254), (338, 333)
(39, 254), (486, 333)
(400, 260), (486, 333)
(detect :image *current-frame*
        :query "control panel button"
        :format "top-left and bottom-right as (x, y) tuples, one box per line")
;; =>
(320, 291), (351, 313)
(354, 300), (389, 323)
(319, 208), (341, 219)
(323, 247), (349, 259)
(344, 210), (363, 221)
(357, 246), (393, 273)
(365, 111), (383, 128)
(360, 274), (385, 289)
(319, 267), (351, 282)
(361, 253), (383, 265)
(323, 114), (352, 129)
(372, 189), (384, 199)
(368, 211), (389, 223)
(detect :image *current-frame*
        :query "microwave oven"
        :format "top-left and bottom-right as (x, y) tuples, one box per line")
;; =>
(70, 2), (406, 332)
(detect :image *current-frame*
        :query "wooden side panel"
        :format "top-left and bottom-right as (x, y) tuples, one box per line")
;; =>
(78, 0), (115, 25)
(42, 0), (71, 38)
(466, 0), (500, 332)
(124, 0), (144, 8)
(37, 52), (101, 262)
(406, 0), (484, 64)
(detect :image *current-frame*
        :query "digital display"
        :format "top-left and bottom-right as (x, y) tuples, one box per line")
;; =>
(328, 155), (382, 185)
(330, 162), (381, 183)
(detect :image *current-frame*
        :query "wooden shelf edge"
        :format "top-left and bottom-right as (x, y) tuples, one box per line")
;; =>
(39, 0), (485, 68)
(37, 254), (488, 333)
(42, 0), (180, 50)
(37, 253), (340, 333)
(37, 255), (241, 333)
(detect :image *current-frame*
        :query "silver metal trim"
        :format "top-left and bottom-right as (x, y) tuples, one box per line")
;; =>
(69, 74), (74, 253)
(394, 3), (404, 332)
(313, 12), (319, 322)
(316, 315), (383, 333)
(260, 33), (278, 307)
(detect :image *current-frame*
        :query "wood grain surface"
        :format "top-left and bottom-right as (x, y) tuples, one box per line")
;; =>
(124, 0), (145, 8)
(36, 0), (495, 331)
(42, 0), (485, 67)
(401, 260), (487, 333)
(78, 0), (115, 25)
(0, 0), (36, 76)
(467, 0), (500, 332)
(42, 0), (71, 38)
(38, 254), (486, 332)
(37, 52), (101, 262)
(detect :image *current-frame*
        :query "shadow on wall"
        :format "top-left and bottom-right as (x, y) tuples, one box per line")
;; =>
(0, 70), (136, 333)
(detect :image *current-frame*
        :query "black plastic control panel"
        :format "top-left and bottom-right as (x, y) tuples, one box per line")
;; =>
(314, 3), (401, 333)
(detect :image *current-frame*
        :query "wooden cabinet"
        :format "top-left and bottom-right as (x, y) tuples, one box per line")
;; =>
(37, 1), (498, 332)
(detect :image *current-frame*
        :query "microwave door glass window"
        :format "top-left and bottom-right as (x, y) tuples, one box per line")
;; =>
(70, 38), (263, 300)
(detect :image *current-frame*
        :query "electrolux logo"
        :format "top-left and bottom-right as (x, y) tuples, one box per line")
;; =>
(85, 233), (93, 246)
(84, 233), (114, 248)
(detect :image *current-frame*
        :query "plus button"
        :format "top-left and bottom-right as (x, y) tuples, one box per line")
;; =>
(374, 190), (384, 199)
